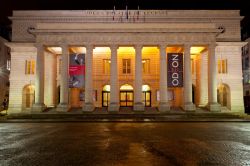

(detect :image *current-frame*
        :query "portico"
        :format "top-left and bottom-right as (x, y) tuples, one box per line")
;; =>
(6, 10), (245, 114)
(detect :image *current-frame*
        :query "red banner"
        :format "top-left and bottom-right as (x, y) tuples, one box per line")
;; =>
(69, 65), (85, 76)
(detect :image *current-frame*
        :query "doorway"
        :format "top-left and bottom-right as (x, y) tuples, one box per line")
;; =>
(102, 85), (110, 107)
(120, 84), (133, 107)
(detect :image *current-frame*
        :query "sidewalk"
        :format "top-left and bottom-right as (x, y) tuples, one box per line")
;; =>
(1, 107), (249, 122)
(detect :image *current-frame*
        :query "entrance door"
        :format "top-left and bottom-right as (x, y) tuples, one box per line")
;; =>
(142, 91), (151, 107)
(120, 91), (134, 107)
(102, 91), (110, 107)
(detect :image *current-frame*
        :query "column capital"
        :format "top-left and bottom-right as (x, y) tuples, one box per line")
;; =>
(110, 45), (119, 52)
(85, 44), (94, 50)
(34, 43), (44, 49)
(208, 43), (217, 49)
(134, 44), (143, 50)
(184, 44), (192, 49)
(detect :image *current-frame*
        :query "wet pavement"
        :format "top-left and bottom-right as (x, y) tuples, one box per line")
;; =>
(1, 122), (250, 166)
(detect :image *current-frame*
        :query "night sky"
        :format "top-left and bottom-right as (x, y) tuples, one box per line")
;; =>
(0, 0), (249, 38)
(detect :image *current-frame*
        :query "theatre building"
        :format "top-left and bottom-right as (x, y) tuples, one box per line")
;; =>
(5, 10), (246, 113)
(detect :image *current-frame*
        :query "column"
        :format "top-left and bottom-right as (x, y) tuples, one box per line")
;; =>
(158, 45), (170, 112)
(133, 45), (144, 111)
(57, 43), (69, 111)
(32, 43), (45, 112)
(109, 45), (119, 112)
(83, 45), (94, 112)
(208, 43), (221, 111)
(183, 44), (196, 111)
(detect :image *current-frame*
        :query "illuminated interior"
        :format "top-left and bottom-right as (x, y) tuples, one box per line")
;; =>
(120, 84), (133, 90)
(103, 85), (110, 91)
(142, 85), (151, 91)
(47, 47), (62, 54)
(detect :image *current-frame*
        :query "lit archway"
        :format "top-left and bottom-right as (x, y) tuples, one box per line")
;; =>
(120, 84), (133, 91)
(22, 84), (35, 109)
(217, 83), (231, 110)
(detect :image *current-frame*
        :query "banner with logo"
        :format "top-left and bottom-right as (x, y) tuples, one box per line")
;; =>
(69, 53), (85, 88)
(167, 53), (183, 87)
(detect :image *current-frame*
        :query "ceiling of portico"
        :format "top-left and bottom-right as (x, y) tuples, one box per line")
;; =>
(46, 46), (205, 55)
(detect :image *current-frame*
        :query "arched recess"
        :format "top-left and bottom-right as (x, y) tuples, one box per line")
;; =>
(22, 84), (35, 109)
(217, 83), (231, 110)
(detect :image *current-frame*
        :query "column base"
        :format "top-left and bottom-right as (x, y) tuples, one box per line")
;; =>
(32, 103), (46, 112)
(158, 102), (170, 112)
(56, 103), (69, 112)
(183, 102), (196, 112)
(83, 103), (95, 112)
(133, 102), (145, 111)
(208, 102), (221, 112)
(108, 103), (120, 112)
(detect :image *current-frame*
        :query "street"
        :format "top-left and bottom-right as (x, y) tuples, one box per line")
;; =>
(0, 122), (250, 166)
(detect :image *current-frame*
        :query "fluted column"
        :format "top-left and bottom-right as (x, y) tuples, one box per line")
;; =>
(32, 43), (45, 112)
(57, 43), (69, 111)
(158, 45), (170, 112)
(83, 45), (94, 112)
(208, 43), (221, 112)
(183, 44), (196, 111)
(109, 45), (119, 112)
(133, 45), (144, 111)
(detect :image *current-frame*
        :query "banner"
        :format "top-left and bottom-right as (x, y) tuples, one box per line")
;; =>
(69, 53), (85, 88)
(167, 53), (183, 87)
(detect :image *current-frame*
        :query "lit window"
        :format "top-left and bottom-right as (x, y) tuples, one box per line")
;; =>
(142, 59), (150, 74)
(25, 60), (35, 75)
(122, 59), (131, 74)
(218, 59), (227, 74)
(103, 59), (111, 74)
(6, 59), (11, 71)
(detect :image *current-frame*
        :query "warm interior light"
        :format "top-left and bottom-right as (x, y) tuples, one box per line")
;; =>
(47, 47), (62, 54)
(94, 47), (110, 53)
(71, 47), (86, 54)
(120, 84), (133, 90)
(103, 85), (110, 91)
(142, 85), (150, 91)
(190, 47), (205, 55)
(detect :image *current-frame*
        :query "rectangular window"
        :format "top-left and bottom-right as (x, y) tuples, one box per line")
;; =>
(103, 59), (111, 74)
(25, 60), (35, 75)
(218, 59), (227, 74)
(6, 59), (11, 71)
(122, 59), (131, 74)
(142, 59), (150, 74)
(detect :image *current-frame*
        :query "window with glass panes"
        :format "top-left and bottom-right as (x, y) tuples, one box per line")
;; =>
(218, 59), (227, 74)
(142, 59), (150, 74)
(122, 59), (131, 74)
(103, 59), (111, 74)
(25, 60), (35, 75)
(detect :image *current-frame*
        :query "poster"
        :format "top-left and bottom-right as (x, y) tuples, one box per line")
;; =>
(167, 53), (183, 87)
(69, 53), (85, 88)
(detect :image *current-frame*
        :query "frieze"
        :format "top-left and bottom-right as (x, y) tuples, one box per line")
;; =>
(36, 33), (216, 46)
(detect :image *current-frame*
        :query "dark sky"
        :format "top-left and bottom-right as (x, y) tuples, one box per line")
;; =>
(0, 0), (249, 25)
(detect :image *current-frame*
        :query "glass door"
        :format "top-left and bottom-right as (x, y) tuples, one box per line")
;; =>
(102, 91), (110, 107)
(120, 91), (134, 107)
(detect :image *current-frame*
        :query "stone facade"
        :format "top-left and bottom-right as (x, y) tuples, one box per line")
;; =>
(0, 36), (10, 111)
(5, 10), (246, 113)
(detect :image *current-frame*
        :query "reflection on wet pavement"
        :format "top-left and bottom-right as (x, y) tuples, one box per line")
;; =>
(0, 122), (250, 165)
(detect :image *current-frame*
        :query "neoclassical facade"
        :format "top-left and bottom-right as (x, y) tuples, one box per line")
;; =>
(5, 10), (246, 113)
